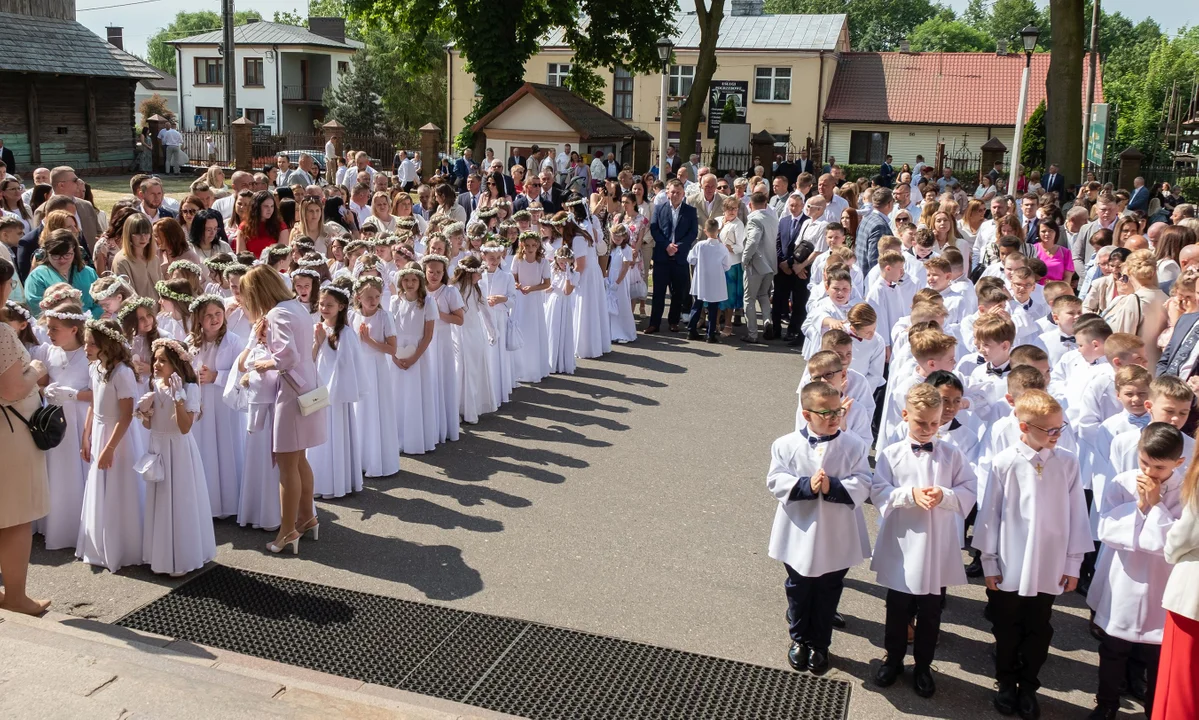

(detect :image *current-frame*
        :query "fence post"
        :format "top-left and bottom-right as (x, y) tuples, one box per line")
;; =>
(148, 114), (167, 173)
(419, 123), (441, 184)
(322, 120), (344, 184)
(751, 130), (775, 185)
(232, 116), (253, 173)
(1117, 147), (1144, 192)
(935, 142), (946, 176)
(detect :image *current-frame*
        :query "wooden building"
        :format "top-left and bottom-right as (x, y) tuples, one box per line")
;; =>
(0, 0), (157, 173)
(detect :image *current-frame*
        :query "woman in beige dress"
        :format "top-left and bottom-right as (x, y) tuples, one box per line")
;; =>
(0, 256), (51, 615)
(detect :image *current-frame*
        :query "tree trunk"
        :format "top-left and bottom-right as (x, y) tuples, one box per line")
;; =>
(1046, 0), (1084, 186)
(677, 0), (725, 163)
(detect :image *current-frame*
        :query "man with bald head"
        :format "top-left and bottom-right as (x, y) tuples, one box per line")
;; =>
(1180, 244), (1199, 271)
(213, 170), (254, 221)
(688, 173), (728, 229)
(49, 165), (101, 254)
(1123, 235), (1149, 253)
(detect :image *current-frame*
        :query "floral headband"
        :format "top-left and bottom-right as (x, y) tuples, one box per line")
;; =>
(512, 210), (531, 221)
(456, 260), (482, 273)
(91, 275), (132, 302)
(4, 300), (32, 323)
(40, 286), (83, 309)
(187, 293), (225, 314)
(222, 263), (250, 278)
(480, 242), (507, 254)
(396, 217), (418, 229)
(320, 282), (351, 301)
(297, 257), (326, 269)
(518, 231), (543, 242)
(420, 254), (450, 268)
(476, 207), (498, 218)
(344, 240), (369, 255)
(555, 245), (575, 259)
(203, 257), (229, 272)
(118, 296), (156, 322)
(290, 268), (322, 282)
(539, 217), (566, 228)
(443, 222), (465, 236)
(563, 198), (585, 208)
(86, 319), (131, 349)
(353, 275), (384, 294)
(151, 337), (193, 363)
(396, 266), (425, 279)
(43, 309), (90, 322)
(155, 281), (194, 305)
(168, 259), (204, 277)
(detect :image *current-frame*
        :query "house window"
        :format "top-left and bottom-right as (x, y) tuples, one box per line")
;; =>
(849, 130), (889, 164)
(194, 106), (223, 132)
(194, 57), (223, 86)
(613, 67), (633, 120)
(669, 65), (694, 97)
(547, 63), (571, 87)
(244, 58), (263, 87)
(244, 108), (265, 125)
(338, 61), (349, 74)
(754, 67), (791, 102)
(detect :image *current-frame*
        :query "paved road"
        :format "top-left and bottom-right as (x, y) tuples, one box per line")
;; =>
(28, 331), (1135, 718)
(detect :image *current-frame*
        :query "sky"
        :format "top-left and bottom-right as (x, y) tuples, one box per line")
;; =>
(77, 0), (1196, 61)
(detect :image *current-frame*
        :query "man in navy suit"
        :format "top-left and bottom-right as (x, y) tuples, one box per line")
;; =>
(1127, 176), (1150, 213)
(647, 180), (698, 333)
(856, 187), (894, 271)
(879, 154), (895, 188)
(1158, 310), (1199, 432)
(772, 194), (809, 342)
(1042, 163), (1066, 197)
(453, 149), (475, 191)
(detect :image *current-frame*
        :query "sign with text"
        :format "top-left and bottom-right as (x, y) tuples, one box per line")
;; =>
(1087, 103), (1109, 166)
(708, 80), (748, 138)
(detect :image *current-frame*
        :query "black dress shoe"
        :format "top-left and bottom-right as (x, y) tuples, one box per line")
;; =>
(786, 335), (804, 347)
(807, 648), (830, 675)
(1086, 705), (1119, 720)
(874, 661), (903, 687)
(644, 326), (659, 334)
(688, 330), (702, 340)
(782, 331), (797, 342)
(913, 664), (936, 698)
(1017, 687), (1040, 720)
(993, 683), (1018, 715)
(669, 324), (680, 332)
(831, 612), (847, 629)
(740, 336), (762, 344)
(1126, 665), (1149, 702)
(705, 336), (719, 344)
(733, 316), (743, 327)
(787, 641), (810, 672)
(964, 555), (983, 577)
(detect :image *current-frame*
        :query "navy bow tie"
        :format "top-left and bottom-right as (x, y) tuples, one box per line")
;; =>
(1023, 299), (1033, 311)
(911, 442), (934, 454)
(986, 364), (1009, 377)
(1060, 335), (1076, 344)
(947, 418), (962, 431)
(804, 429), (840, 447)
(974, 354), (984, 366)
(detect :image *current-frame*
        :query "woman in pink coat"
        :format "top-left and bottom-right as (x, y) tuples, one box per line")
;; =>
(239, 265), (327, 554)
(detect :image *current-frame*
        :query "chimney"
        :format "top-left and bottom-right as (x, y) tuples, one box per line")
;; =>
(106, 26), (123, 50)
(996, 39), (1008, 55)
(899, 39), (911, 53)
(729, 0), (764, 17)
(308, 17), (346, 44)
(246, 17), (259, 23)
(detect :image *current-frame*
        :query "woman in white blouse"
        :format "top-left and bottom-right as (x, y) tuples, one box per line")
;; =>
(717, 196), (746, 337)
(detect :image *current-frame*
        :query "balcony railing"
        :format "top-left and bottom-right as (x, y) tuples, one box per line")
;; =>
(282, 84), (328, 103)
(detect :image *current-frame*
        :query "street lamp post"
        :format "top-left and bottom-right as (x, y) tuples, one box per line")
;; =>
(1008, 24), (1040, 194)
(657, 36), (673, 181)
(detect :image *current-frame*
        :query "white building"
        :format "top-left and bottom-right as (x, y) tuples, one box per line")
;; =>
(104, 27), (178, 118)
(168, 17), (360, 134)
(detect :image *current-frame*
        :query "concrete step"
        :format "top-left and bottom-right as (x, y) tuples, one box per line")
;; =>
(0, 608), (519, 720)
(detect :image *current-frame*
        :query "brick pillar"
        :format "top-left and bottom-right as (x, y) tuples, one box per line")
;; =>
(232, 116), (253, 173)
(322, 119), (344, 184)
(419, 123), (441, 184)
(148, 114), (167, 173)
(1117, 147), (1144, 193)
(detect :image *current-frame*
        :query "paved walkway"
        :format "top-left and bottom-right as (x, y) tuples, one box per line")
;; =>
(26, 332), (1141, 718)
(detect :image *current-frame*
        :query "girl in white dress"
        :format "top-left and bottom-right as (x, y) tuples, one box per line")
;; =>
(89, 275), (136, 322)
(154, 279), (193, 340)
(140, 339), (216, 576)
(389, 262), (439, 454)
(36, 304), (91, 550)
(222, 263), (252, 342)
(350, 275), (400, 477)
(291, 268), (320, 319)
(452, 255), (498, 424)
(77, 319), (145, 573)
(511, 232), (552, 382)
(607, 224), (637, 343)
(544, 245), (578, 375)
(422, 254), (464, 444)
(35, 284), (82, 344)
(479, 241), (517, 406)
(233, 331), (280, 531)
(203, 253), (236, 298)
(565, 212), (611, 358)
(187, 295), (243, 518)
(308, 282), (364, 497)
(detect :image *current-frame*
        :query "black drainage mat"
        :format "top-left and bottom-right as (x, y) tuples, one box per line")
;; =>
(117, 565), (851, 720)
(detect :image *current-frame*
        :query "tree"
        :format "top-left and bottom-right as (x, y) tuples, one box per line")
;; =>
(987, 0), (1042, 49)
(764, 0), (939, 51)
(349, 0), (674, 150)
(677, 0), (725, 163)
(1045, 0), (1084, 186)
(146, 10), (263, 75)
(322, 50), (386, 135)
(909, 16), (994, 52)
(1020, 100), (1047, 171)
(962, 0), (989, 29)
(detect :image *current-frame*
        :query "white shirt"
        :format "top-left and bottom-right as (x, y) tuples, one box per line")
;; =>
(978, 411), (1083, 504)
(340, 164), (377, 192)
(213, 193), (237, 221)
(820, 194), (848, 224)
(1108, 428), (1194, 481)
(1088, 412), (1151, 537)
(766, 429), (873, 577)
(555, 151), (571, 174)
(1076, 363), (1120, 448)
(396, 159), (417, 185)
(849, 330), (886, 389)
(1039, 326), (1077, 368)
(324, 139), (336, 163)
(1163, 505), (1199, 621)
(975, 443), (1093, 596)
(686, 238), (731, 303)
(871, 438), (976, 595)
(157, 127), (182, 146)
(718, 217), (745, 266)
(864, 277), (916, 349)
(800, 296), (851, 360)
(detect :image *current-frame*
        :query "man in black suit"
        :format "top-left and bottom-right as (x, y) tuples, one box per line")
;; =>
(507, 147), (525, 172)
(536, 167), (565, 214)
(647, 180), (698, 332)
(772, 194), (809, 343)
(795, 149), (814, 177)
(1042, 163), (1066, 197)
(456, 174), (483, 217)
(0, 137), (16, 177)
(512, 174), (547, 213)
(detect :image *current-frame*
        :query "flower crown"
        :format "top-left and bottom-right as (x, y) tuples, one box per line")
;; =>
(155, 281), (194, 305)
(480, 242), (507, 254)
(320, 282), (351, 301)
(518, 231), (543, 243)
(222, 263), (250, 278)
(151, 337), (193, 363)
(456, 259), (482, 273)
(40, 286), (83, 309)
(476, 207), (498, 218)
(265, 246), (291, 261)
(563, 198), (585, 208)
(43, 308), (90, 322)
(187, 293), (225, 314)
(353, 275), (384, 294)
(118, 296), (156, 322)
(420, 253), (450, 268)
(555, 245), (575, 259)
(443, 222), (465, 236)
(297, 257), (326, 269)
(539, 217), (566, 228)
(86, 319), (131, 349)
(396, 266), (425, 279)
(168, 260), (204, 277)
(511, 210), (531, 221)
(396, 217), (418, 229)
(92, 275), (132, 302)
(344, 240), (369, 255)
(4, 300), (32, 322)
(290, 268), (322, 281)
(203, 257), (229, 272)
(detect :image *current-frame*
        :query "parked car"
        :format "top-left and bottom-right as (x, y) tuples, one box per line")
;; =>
(280, 150), (327, 174)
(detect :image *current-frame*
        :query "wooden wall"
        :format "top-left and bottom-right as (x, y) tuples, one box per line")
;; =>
(0, 73), (137, 174)
(0, 0), (76, 20)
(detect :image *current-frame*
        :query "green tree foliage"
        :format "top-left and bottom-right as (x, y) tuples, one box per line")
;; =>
(1120, 28), (1199, 159)
(146, 10), (263, 75)
(764, 0), (939, 51)
(1020, 100), (1047, 172)
(909, 16), (994, 52)
(713, 96), (739, 172)
(322, 49), (386, 135)
(985, 0), (1042, 49)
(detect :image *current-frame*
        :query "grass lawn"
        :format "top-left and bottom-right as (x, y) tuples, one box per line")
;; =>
(88, 175), (195, 213)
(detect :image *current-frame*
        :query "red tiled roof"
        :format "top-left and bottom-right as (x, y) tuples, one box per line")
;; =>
(823, 51), (1102, 126)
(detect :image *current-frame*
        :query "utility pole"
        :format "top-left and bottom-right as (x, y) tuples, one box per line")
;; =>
(1084, 0), (1100, 155)
(221, 0), (237, 131)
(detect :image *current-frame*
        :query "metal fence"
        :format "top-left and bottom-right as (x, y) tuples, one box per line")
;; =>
(179, 131), (232, 166)
(179, 130), (418, 171)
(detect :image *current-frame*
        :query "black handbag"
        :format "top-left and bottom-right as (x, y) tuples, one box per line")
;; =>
(2, 402), (67, 450)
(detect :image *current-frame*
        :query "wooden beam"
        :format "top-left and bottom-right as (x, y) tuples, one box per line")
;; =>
(25, 78), (40, 166)
(85, 78), (99, 162)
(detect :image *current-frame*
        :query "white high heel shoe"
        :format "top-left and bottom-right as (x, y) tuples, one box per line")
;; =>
(266, 531), (301, 554)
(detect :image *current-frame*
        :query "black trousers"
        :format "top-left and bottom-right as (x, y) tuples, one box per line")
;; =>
(784, 565), (848, 651)
(770, 271), (808, 336)
(1096, 630), (1160, 709)
(885, 589), (943, 668)
(688, 300), (720, 339)
(650, 261), (692, 329)
(989, 590), (1056, 690)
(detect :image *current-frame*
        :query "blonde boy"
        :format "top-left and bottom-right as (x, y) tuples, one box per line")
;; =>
(879, 329), (957, 452)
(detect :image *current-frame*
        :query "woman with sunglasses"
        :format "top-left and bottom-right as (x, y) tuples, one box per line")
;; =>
(176, 194), (205, 236)
(1102, 248), (1165, 336)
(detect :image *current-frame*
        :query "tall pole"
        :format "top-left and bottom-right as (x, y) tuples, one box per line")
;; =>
(659, 62), (669, 180)
(1084, 0), (1100, 158)
(222, 0), (237, 130)
(1009, 51), (1033, 194)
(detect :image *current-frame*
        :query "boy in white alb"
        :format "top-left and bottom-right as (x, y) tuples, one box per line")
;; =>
(866, 251), (917, 353)
(1049, 316), (1112, 424)
(686, 217), (732, 343)
(801, 267), (855, 360)
(942, 248), (977, 320)
(797, 351), (873, 445)
(975, 391), (1093, 718)
(871, 384), (976, 698)
(1107, 375), (1195, 477)
(1035, 281), (1074, 334)
(768, 381), (872, 676)
(1039, 294), (1082, 368)
(847, 303), (885, 393)
(878, 330), (958, 453)
(955, 281), (1010, 360)
(1087, 365), (1152, 537)
(808, 331), (877, 421)
(1005, 266), (1050, 343)
(1086, 423), (1187, 718)
(964, 314), (1016, 426)
(1076, 333), (1148, 451)
(889, 303), (947, 374)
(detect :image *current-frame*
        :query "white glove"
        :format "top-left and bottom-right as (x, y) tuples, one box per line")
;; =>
(166, 374), (186, 403)
(137, 391), (156, 415)
(44, 383), (76, 404)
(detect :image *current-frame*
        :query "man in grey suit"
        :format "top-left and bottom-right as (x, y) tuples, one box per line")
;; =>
(687, 174), (728, 229)
(856, 186), (894, 271)
(741, 191), (779, 344)
(1070, 189), (1119, 269)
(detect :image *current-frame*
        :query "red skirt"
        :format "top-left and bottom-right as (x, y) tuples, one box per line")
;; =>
(1153, 611), (1199, 720)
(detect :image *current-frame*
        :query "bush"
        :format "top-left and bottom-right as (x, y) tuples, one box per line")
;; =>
(1177, 177), (1199, 204)
(138, 93), (176, 126)
(841, 163), (882, 182)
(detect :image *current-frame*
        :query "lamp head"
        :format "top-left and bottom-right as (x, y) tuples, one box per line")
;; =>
(1020, 25), (1040, 53)
(656, 37), (674, 64)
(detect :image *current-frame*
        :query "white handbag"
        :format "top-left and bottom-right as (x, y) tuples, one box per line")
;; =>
(505, 314), (525, 352)
(283, 373), (330, 417)
(134, 452), (164, 483)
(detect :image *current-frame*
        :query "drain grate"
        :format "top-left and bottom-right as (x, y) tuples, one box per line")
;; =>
(117, 565), (851, 720)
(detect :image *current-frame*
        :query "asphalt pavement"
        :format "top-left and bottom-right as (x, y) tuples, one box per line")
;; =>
(27, 328), (1139, 718)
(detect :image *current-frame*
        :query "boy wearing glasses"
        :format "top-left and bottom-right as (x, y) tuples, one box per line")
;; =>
(871, 384), (976, 698)
(796, 350), (871, 445)
(975, 390), (1092, 719)
(767, 381), (872, 676)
